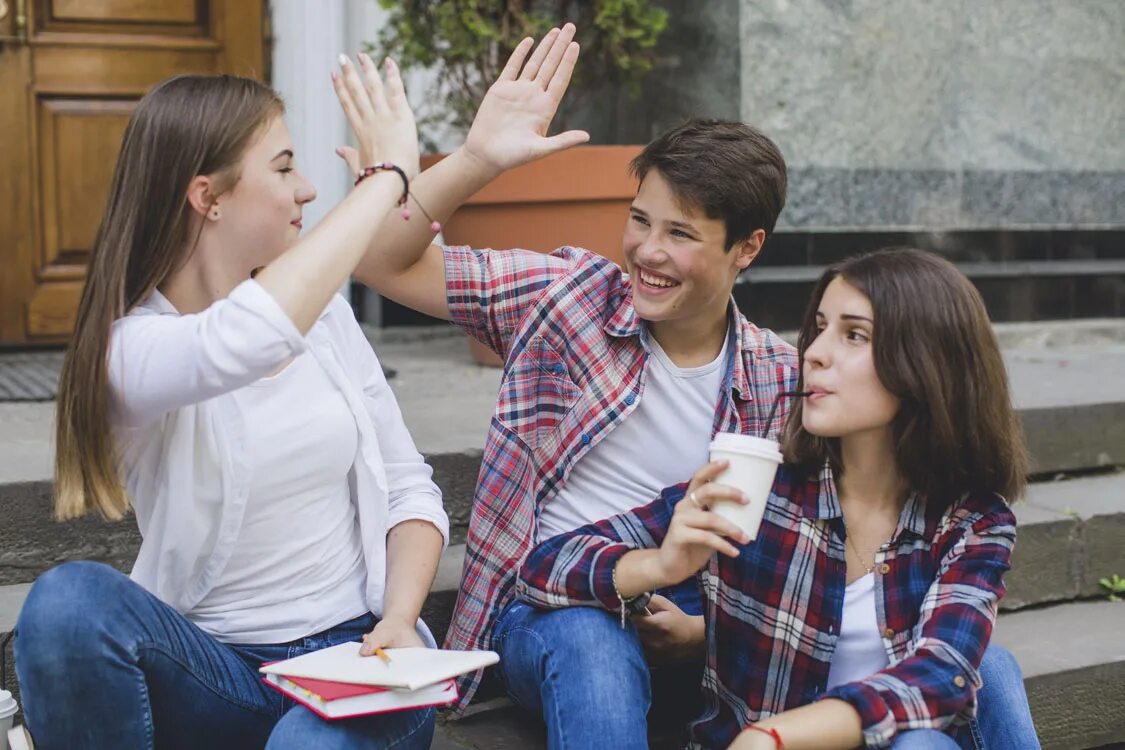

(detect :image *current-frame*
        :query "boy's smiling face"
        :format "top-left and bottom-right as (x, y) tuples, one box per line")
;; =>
(622, 169), (760, 332)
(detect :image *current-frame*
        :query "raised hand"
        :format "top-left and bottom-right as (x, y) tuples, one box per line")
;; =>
(332, 53), (420, 179)
(462, 22), (590, 174)
(652, 461), (750, 586)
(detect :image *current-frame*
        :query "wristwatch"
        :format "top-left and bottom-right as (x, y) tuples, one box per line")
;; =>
(622, 590), (653, 617)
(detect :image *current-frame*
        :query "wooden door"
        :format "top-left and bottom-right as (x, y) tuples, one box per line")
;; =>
(0, 0), (265, 345)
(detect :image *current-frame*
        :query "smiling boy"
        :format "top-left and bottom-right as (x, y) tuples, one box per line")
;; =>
(347, 25), (795, 745)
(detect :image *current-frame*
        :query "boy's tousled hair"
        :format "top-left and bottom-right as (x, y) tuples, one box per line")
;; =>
(629, 119), (787, 250)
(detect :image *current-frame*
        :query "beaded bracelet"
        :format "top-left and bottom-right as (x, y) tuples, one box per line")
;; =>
(610, 560), (653, 627)
(743, 724), (784, 749)
(355, 162), (441, 233)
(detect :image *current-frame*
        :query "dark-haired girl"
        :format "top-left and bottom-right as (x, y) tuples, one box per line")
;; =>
(518, 248), (1038, 748)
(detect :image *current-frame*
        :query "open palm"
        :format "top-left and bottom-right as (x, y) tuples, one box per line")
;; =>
(463, 23), (590, 172)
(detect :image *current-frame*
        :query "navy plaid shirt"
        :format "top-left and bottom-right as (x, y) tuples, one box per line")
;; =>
(517, 466), (1016, 748)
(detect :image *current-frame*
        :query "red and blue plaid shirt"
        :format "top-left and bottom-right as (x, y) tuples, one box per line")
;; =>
(442, 245), (799, 706)
(517, 466), (1017, 748)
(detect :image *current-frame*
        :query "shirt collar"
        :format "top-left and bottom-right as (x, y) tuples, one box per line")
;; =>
(796, 465), (932, 541)
(603, 276), (643, 338)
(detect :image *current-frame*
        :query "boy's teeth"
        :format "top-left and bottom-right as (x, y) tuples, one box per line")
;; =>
(641, 271), (677, 288)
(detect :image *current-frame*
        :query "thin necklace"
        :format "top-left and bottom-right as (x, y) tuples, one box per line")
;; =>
(846, 532), (879, 575)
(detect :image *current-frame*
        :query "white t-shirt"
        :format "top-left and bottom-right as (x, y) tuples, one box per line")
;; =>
(826, 573), (891, 690)
(537, 332), (728, 541)
(188, 351), (370, 643)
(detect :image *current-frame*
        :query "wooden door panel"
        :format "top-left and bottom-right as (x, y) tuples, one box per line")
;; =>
(0, 0), (264, 344)
(37, 97), (133, 275)
(37, 0), (209, 38)
(51, 0), (201, 25)
(26, 280), (83, 337)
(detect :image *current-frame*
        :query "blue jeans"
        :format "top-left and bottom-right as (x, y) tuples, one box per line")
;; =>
(14, 561), (436, 750)
(496, 598), (1039, 750)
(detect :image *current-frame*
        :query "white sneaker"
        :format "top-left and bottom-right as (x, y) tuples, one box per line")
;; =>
(7, 725), (34, 750)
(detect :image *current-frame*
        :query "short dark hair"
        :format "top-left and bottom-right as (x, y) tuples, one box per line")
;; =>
(629, 119), (787, 251)
(783, 248), (1029, 505)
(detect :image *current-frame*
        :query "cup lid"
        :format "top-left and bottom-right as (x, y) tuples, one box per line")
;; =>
(0, 688), (17, 718)
(710, 432), (782, 457)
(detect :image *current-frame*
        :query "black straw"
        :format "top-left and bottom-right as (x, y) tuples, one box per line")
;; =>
(762, 390), (811, 438)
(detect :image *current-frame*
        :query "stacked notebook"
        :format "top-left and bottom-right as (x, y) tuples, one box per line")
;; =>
(260, 642), (499, 719)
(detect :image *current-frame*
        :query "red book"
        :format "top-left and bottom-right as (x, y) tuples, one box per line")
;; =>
(263, 673), (458, 720)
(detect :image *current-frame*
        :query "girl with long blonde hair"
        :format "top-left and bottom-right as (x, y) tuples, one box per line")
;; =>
(14, 55), (448, 749)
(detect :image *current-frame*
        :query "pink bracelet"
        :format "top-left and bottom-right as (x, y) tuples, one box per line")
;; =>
(354, 162), (441, 233)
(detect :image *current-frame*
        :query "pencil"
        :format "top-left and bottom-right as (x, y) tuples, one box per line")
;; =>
(373, 647), (392, 665)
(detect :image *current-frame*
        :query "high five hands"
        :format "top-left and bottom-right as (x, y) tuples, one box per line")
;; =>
(332, 53), (421, 180)
(462, 22), (590, 176)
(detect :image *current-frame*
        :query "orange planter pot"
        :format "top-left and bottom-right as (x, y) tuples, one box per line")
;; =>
(423, 145), (642, 365)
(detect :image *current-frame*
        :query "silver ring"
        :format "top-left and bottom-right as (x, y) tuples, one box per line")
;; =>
(688, 491), (700, 508)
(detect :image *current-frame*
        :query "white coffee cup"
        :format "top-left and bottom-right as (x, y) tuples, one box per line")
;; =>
(0, 689), (18, 750)
(707, 433), (783, 540)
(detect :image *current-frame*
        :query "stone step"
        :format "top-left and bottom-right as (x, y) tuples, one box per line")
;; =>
(431, 600), (1125, 750)
(992, 600), (1125, 750)
(1005, 472), (1125, 610)
(4, 470), (1122, 700)
(7, 581), (1120, 750)
(3, 555), (1122, 749)
(3, 325), (1124, 488)
(6, 466), (1121, 624)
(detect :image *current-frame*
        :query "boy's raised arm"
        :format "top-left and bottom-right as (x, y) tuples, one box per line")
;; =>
(348, 23), (590, 320)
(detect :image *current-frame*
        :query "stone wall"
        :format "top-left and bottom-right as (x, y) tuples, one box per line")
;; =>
(740, 0), (1125, 230)
(601, 0), (1124, 232)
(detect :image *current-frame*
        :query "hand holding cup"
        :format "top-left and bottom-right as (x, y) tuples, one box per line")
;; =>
(651, 460), (750, 587)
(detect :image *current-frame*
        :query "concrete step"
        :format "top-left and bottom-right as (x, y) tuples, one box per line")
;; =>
(6, 465), (1121, 620)
(992, 600), (1125, 750)
(1005, 471), (1125, 611)
(430, 600), (1125, 750)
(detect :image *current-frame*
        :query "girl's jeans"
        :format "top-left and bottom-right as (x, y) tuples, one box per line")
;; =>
(14, 561), (436, 750)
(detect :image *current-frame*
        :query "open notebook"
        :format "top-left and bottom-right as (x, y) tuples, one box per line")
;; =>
(259, 642), (500, 692)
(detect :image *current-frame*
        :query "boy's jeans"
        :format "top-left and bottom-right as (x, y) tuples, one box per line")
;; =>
(14, 561), (435, 750)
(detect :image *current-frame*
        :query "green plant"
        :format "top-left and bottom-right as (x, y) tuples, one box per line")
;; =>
(372, 0), (668, 136)
(1100, 573), (1125, 602)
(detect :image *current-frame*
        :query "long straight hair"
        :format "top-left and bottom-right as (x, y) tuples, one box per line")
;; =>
(783, 248), (1029, 506)
(55, 75), (283, 520)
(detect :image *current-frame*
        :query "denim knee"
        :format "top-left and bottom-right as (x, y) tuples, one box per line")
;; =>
(496, 603), (649, 710)
(892, 728), (962, 749)
(979, 643), (1024, 687)
(16, 561), (130, 647)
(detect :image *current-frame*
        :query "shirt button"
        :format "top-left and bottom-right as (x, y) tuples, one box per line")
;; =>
(953, 675), (967, 688)
(625, 393), (636, 405)
(884, 628), (895, 639)
(828, 625), (835, 634)
(879, 563), (891, 574)
(581, 433), (591, 445)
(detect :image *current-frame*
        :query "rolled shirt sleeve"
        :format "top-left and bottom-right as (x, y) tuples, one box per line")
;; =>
(443, 244), (574, 359)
